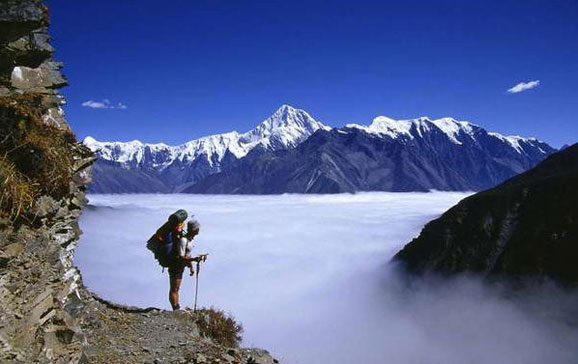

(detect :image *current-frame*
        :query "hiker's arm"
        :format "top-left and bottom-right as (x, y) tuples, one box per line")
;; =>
(189, 254), (208, 263)
(182, 255), (200, 263)
(177, 237), (187, 258)
(183, 255), (202, 263)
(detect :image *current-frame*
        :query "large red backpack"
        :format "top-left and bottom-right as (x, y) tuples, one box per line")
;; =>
(146, 209), (188, 267)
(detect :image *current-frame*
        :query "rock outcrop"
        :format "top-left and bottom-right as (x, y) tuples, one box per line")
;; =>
(0, 2), (278, 363)
(392, 143), (578, 284)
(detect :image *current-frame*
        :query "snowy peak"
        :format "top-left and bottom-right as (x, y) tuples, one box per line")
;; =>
(178, 131), (244, 162)
(244, 105), (329, 149)
(369, 116), (414, 137)
(347, 116), (419, 139)
(83, 137), (174, 168)
(367, 115), (476, 143)
(428, 117), (476, 144)
(260, 104), (305, 130)
(85, 105), (327, 169)
(347, 115), (548, 155)
(270, 104), (327, 132)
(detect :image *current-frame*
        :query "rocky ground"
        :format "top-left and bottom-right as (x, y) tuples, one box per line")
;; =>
(80, 300), (276, 364)
(0, 1), (278, 363)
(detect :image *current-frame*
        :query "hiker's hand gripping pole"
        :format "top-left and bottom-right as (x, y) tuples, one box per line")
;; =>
(187, 254), (208, 276)
(196, 254), (209, 262)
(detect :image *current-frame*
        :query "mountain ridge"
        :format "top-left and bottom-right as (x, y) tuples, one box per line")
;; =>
(84, 104), (328, 169)
(85, 105), (328, 192)
(86, 106), (556, 194)
(184, 125), (555, 194)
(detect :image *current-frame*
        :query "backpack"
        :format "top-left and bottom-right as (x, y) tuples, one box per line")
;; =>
(147, 209), (188, 267)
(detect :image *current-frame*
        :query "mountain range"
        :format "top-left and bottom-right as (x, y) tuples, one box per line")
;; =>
(85, 105), (328, 193)
(85, 105), (556, 194)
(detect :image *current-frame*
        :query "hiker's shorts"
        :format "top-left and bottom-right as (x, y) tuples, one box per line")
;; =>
(168, 262), (185, 280)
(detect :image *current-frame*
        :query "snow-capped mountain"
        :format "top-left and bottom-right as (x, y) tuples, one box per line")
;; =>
(185, 115), (556, 194)
(87, 105), (556, 194)
(85, 105), (328, 193)
(85, 105), (327, 169)
(347, 115), (550, 156)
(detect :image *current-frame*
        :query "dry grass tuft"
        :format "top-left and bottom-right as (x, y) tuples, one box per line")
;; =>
(0, 94), (76, 222)
(0, 156), (37, 221)
(195, 307), (243, 348)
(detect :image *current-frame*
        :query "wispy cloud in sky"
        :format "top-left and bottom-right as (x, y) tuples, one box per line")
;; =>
(507, 80), (540, 94)
(82, 99), (127, 109)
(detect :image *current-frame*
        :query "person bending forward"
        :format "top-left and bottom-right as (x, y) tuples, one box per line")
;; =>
(168, 219), (202, 310)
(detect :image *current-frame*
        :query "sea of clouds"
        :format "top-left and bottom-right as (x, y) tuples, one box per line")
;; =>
(76, 192), (578, 364)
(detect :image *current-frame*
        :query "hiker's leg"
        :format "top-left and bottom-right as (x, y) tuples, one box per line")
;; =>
(168, 264), (185, 310)
(168, 275), (175, 308)
(169, 277), (182, 309)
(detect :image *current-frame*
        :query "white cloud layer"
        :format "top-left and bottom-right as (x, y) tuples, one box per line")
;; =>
(507, 80), (540, 94)
(82, 99), (127, 109)
(77, 193), (578, 364)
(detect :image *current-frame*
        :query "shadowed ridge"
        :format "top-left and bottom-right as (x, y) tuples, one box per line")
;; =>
(393, 143), (578, 284)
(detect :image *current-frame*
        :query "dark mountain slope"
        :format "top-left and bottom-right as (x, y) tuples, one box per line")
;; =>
(89, 159), (170, 193)
(393, 143), (578, 284)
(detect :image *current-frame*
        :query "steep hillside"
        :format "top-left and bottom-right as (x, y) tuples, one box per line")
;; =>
(392, 143), (578, 284)
(89, 159), (172, 193)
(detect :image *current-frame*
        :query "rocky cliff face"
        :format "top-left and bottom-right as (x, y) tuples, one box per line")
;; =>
(0, 2), (277, 363)
(392, 143), (578, 284)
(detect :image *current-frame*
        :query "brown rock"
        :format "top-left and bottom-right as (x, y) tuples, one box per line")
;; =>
(32, 195), (60, 218)
(27, 288), (54, 326)
(73, 156), (97, 173)
(3, 243), (24, 257)
(42, 106), (69, 129)
(70, 191), (88, 209)
(10, 61), (67, 90)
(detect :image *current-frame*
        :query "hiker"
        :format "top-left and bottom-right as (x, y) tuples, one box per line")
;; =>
(168, 219), (205, 311)
(147, 210), (207, 310)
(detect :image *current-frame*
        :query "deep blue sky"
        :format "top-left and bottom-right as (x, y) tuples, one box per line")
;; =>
(46, 0), (577, 147)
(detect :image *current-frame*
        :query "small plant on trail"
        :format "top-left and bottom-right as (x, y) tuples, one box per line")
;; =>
(195, 307), (243, 348)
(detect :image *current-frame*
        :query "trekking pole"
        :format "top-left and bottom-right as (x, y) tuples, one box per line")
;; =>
(194, 259), (201, 312)
(193, 254), (208, 312)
